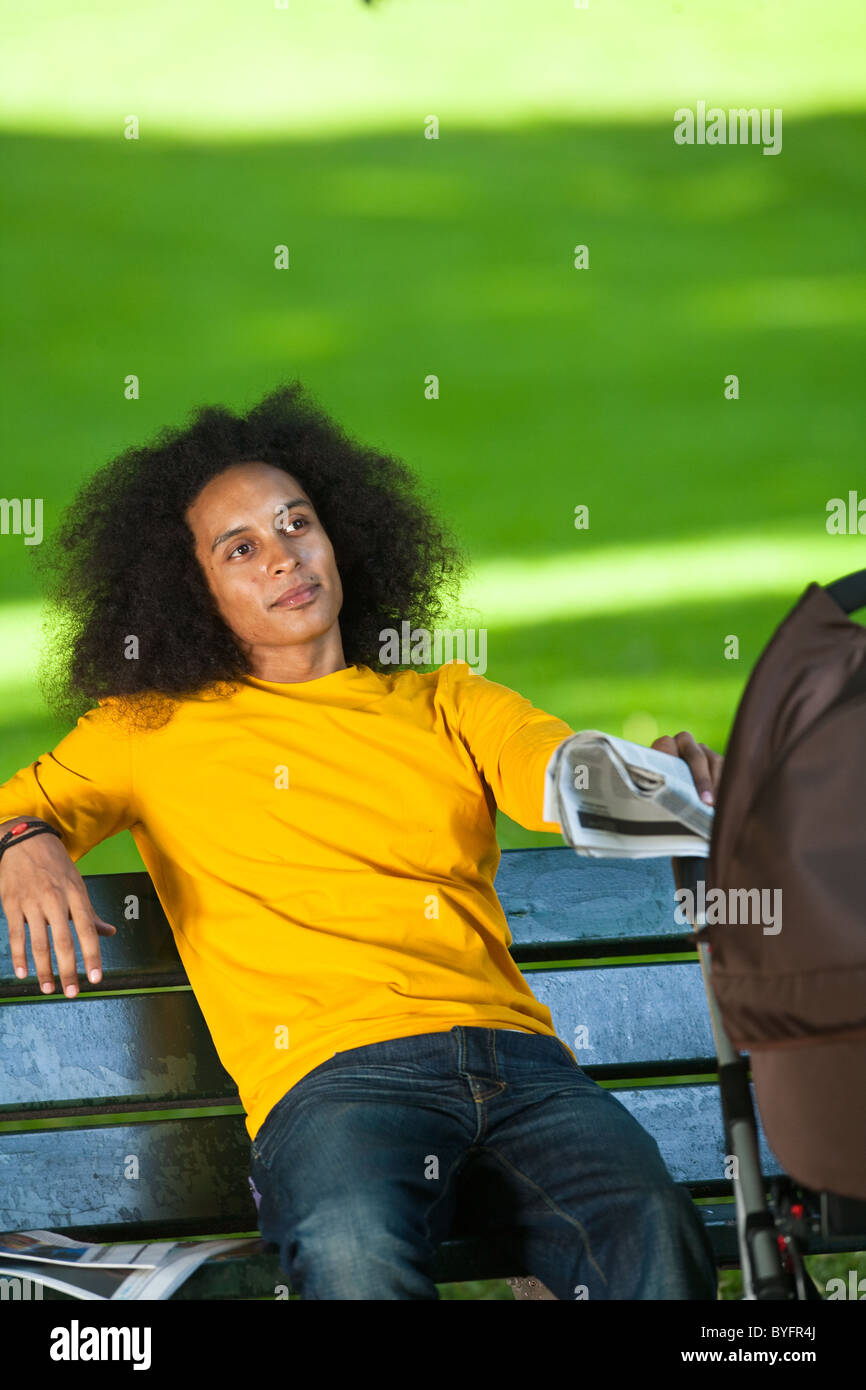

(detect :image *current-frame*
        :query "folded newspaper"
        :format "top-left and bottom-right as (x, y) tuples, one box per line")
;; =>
(0, 1229), (264, 1300)
(544, 730), (714, 858)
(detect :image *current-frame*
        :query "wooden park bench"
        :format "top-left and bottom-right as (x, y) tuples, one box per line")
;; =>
(1, 845), (864, 1300)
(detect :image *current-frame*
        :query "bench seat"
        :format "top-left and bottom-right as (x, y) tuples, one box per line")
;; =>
(2, 848), (864, 1298)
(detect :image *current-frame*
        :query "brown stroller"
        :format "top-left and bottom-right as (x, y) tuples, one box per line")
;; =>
(673, 565), (866, 1299)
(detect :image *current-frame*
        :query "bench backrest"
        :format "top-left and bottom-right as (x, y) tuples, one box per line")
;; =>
(0, 847), (779, 1241)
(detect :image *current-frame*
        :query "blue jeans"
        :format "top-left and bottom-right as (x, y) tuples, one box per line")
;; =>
(248, 1026), (719, 1300)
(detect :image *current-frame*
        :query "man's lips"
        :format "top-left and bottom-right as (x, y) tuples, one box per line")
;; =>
(271, 582), (320, 609)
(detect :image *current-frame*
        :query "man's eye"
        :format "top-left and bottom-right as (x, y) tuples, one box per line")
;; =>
(230, 517), (308, 553)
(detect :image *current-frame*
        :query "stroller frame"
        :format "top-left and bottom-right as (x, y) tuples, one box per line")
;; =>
(674, 854), (823, 1300)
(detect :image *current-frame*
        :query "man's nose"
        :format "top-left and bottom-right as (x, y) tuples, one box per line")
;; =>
(264, 530), (304, 571)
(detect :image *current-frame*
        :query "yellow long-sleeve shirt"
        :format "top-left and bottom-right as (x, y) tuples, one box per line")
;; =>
(0, 660), (576, 1142)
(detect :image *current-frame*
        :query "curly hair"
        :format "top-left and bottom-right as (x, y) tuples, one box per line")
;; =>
(33, 381), (471, 732)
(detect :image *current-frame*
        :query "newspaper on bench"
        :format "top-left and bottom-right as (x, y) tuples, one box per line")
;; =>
(0, 1229), (262, 1300)
(544, 730), (714, 858)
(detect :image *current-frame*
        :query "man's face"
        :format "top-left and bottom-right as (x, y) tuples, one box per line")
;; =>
(185, 461), (344, 669)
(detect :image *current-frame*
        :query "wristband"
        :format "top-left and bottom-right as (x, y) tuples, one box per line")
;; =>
(0, 818), (63, 864)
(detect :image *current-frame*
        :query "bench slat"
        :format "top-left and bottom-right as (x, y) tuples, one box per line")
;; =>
(0, 851), (689, 993)
(0, 963), (717, 1114)
(28, 1196), (866, 1298)
(29, 1210), (751, 1299)
(24, 1211), (749, 1299)
(0, 1084), (781, 1236)
(0, 994), (236, 1112)
(494, 849), (684, 945)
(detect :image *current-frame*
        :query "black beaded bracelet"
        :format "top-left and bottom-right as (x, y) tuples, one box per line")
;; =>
(0, 818), (63, 864)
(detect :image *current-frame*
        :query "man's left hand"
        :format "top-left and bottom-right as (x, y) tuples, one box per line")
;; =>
(651, 731), (724, 805)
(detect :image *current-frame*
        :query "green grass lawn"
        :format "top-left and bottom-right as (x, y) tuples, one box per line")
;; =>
(2, 113), (864, 863)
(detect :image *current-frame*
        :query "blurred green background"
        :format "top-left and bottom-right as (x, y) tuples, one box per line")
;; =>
(1, 0), (864, 872)
(1, 0), (864, 1298)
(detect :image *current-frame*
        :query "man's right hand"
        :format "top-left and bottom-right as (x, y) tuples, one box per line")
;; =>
(0, 819), (117, 997)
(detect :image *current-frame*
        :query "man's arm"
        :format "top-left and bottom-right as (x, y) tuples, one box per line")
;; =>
(0, 701), (138, 862)
(0, 700), (137, 995)
(444, 664), (726, 834)
(444, 662), (576, 833)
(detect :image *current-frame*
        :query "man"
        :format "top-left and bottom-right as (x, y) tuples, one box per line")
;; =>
(0, 383), (722, 1299)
